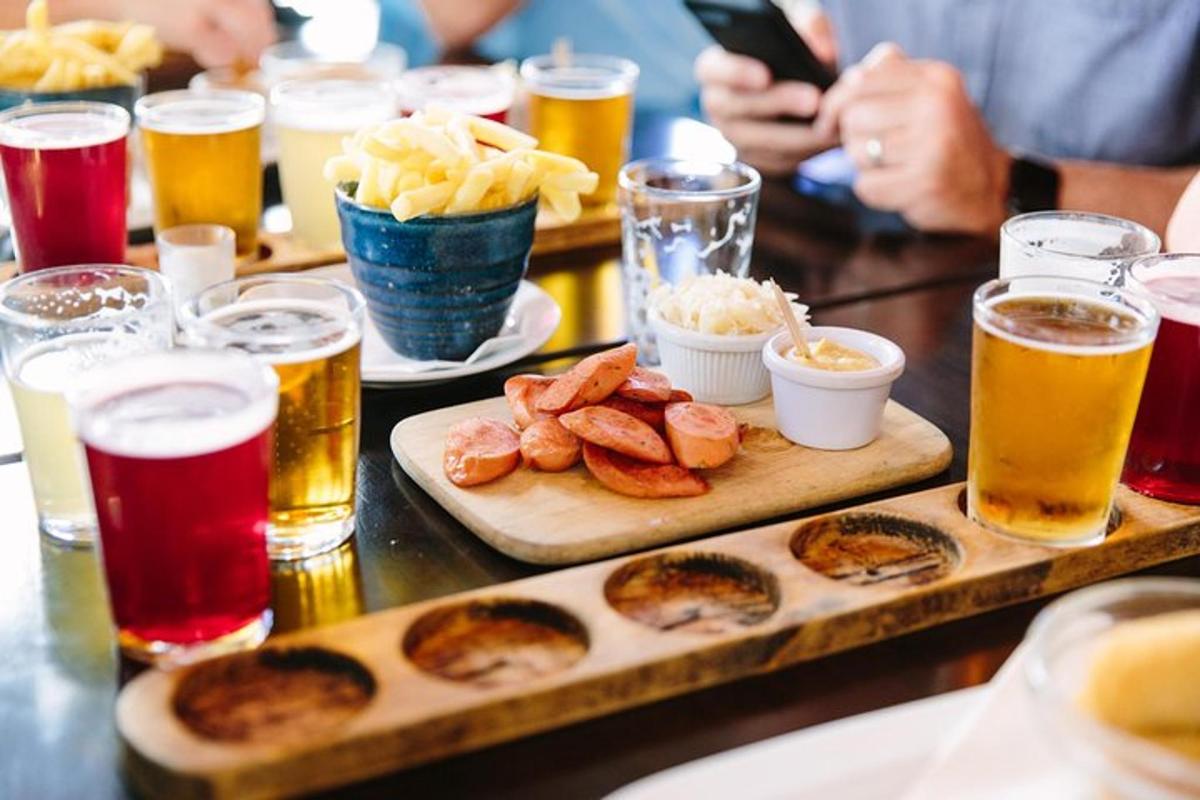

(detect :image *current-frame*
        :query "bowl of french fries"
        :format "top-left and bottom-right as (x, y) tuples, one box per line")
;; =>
(327, 107), (597, 361)
(0, 0), (162, 113)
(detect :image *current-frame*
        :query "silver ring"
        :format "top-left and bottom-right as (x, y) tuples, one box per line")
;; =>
(865, 136), (885, 168)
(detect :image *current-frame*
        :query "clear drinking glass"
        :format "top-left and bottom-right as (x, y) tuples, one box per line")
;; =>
(521, 53), (638, 207)
(156, 224), (236, 312)
(395, 65), (514, 122)
(1000, 211), (1160, 285)
(71, 349), (278, 665)
(0, 266), (172, 545)
(618, 158), (762, 363)
(968, 276), (1158, 546)
(179, 275), (365, 560)
(259, 41), (406, 86)
(270, 77), (395, 250)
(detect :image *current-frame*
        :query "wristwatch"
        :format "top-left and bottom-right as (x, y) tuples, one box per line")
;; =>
(1006, 154), (1061, 214)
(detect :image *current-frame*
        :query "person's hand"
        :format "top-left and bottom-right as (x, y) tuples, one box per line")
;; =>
(1166, 171), (1200, 251)
(818, 44), (1011, 235)
(117, 0), (276, 68)
(694, 11), (839, 176)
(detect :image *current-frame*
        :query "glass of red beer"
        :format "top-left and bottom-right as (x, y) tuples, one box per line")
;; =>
(395, 65), (514, 122)
(71, 350), (279, 665)
(0, 101), (129, 272)
(1123, 254), (1200, 503)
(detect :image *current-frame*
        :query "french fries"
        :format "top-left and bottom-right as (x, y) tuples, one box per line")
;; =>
(0, 0), (162, 92)
(325, 106), (599, 222)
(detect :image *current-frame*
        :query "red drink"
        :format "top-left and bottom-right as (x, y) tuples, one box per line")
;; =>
(1123, 263), (1200, 503)
(0, 101), (128, 272)
(73, 351), (279, 664)
(396, 65), (514, 123)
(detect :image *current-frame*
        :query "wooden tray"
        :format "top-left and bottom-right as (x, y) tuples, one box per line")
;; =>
(116, 482), (1200, 799)
(391, 396), (952, 564)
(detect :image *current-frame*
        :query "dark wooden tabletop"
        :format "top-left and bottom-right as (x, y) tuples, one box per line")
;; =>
(4, 118), (1197, 800)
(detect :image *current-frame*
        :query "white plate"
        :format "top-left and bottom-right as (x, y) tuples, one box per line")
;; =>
(607, 687), (984, 800)
(308, 263), (561, 387)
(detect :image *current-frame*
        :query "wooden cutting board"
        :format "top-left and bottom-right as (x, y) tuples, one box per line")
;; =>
(391, 396), (952, 564)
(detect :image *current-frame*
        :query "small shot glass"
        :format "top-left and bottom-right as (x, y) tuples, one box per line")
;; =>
(157, 224), (236, 312)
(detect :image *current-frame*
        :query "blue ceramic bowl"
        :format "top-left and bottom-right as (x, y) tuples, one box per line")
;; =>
(0, 81), (142, 115)
(336, 187), (538, 361)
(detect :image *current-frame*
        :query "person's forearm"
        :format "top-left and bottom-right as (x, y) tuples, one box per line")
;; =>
(1056, 160), (1196, 240)
(417, 0), (521, 50)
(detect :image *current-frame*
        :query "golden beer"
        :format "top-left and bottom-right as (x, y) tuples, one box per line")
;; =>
(522, 54), (638, 207)
(136, 90), (264, 258)
(968, 280), (1157, 545)
(181, 277), (366, 559)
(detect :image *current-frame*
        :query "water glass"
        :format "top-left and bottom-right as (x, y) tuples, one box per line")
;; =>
(1000, 211), (1160, 285)
(618, 158), (761, 363)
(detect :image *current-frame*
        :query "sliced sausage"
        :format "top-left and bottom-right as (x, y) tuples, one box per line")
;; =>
(504, 374), (555, 429)
(520, 418), (582, 472)
(668, 389), (693, 403)
(582, 442), (709, 498)
(443, 418), (521, 487)
(664, 402), (740, 469)
(600, 395), (666, 431)
(616, 367), (672, 403)
(559, 406), (673, 465)
(536, 343), (637, 413)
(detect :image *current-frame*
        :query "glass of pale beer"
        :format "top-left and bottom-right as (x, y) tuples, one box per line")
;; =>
(968, 276), (1158, 546)
(521, 53), (638, 207)
(1000, 212), (1159, 285)
(180, 275), (365, 560)
(136, 89), (265, 259)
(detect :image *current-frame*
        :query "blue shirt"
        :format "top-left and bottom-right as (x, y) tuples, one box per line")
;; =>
(378, 0), (713, 117)
(823, 0), (1200, 166)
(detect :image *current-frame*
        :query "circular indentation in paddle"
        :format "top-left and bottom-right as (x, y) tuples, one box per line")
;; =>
(954, 488), (1123, 535)
(173, 647), (375, 743)
(738, 425), (794, 454)
(604, 552), (780, 634)
(791, 513), (961, 587)
(403, 599), (588, 688)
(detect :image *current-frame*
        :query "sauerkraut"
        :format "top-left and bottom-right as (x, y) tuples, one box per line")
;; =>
(650, 272), (809, 335)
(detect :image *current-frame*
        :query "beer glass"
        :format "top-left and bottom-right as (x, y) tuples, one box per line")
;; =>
(271, 78), (394, 250)
(136, 89), (265, 259)
(0, 101), (128, 272)
(968, 276), (1158, 546)
(1122, 254), (1200, 503)
(180, 275), (365, 560)
(1000, 212), (1159, 285)
(71, 350), (277, 665)
(618, 159), (761, 363)
(0, 266), (172, 545)
(395, 65), (515, 122)
(521, 54), (638, 207)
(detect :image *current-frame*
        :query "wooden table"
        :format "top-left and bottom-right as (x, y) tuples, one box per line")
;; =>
(3, 160), (1196, 800)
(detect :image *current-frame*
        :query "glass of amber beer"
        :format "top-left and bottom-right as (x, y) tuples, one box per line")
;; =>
(136, 89), (265, 259)
(1122, 255), (1200, 503)
(521, 53), (638, 207)
(180, 275), (365, 560)
(968, 276), (1158, 545)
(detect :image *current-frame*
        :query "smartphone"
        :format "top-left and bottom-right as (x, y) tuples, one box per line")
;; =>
(685, 0), (837, 90)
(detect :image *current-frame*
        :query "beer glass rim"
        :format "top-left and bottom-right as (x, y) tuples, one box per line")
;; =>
(0, 264), (169, 332)
(260, 41), (407, 83)
(0, 100), (130, 148)
(520, 53), (639, 96)
(618, 158), (761, 201)
(973, 275), (1159, 352)
(269, 76), (396, 129)
(1126, 253), (1200, 323)
(178, 273), (366, 354)
(156, 223), (236, 250)
(393, 64), (515, 115)
(69, 348), (280, 460)
(1000, 210), (1161, 262)
(135, 89), (266, 133)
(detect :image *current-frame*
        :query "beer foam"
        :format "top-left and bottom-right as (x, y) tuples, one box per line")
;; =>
(137, 92), (265, 135)
(73, 351), (278, 459)
(395, 66), (513, 117)
(270, 78), (396, 132)
(194, 299), (362, 365)
(976, 293), (1157, 356)
(0, 110), (127, 150)
(16, 333), (150, 393)
(1133, 274), (1200, 327)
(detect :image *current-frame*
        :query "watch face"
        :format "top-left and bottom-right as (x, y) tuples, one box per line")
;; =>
(1008, 156), (1060, 214)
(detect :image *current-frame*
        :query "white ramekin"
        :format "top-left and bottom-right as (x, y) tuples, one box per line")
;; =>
(649, 310), (778, 405)
(762, 326), (905, 450)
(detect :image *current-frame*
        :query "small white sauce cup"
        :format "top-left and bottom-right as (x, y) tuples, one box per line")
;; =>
(762, 326), (905, 450)
(649, 308), (777, 405)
